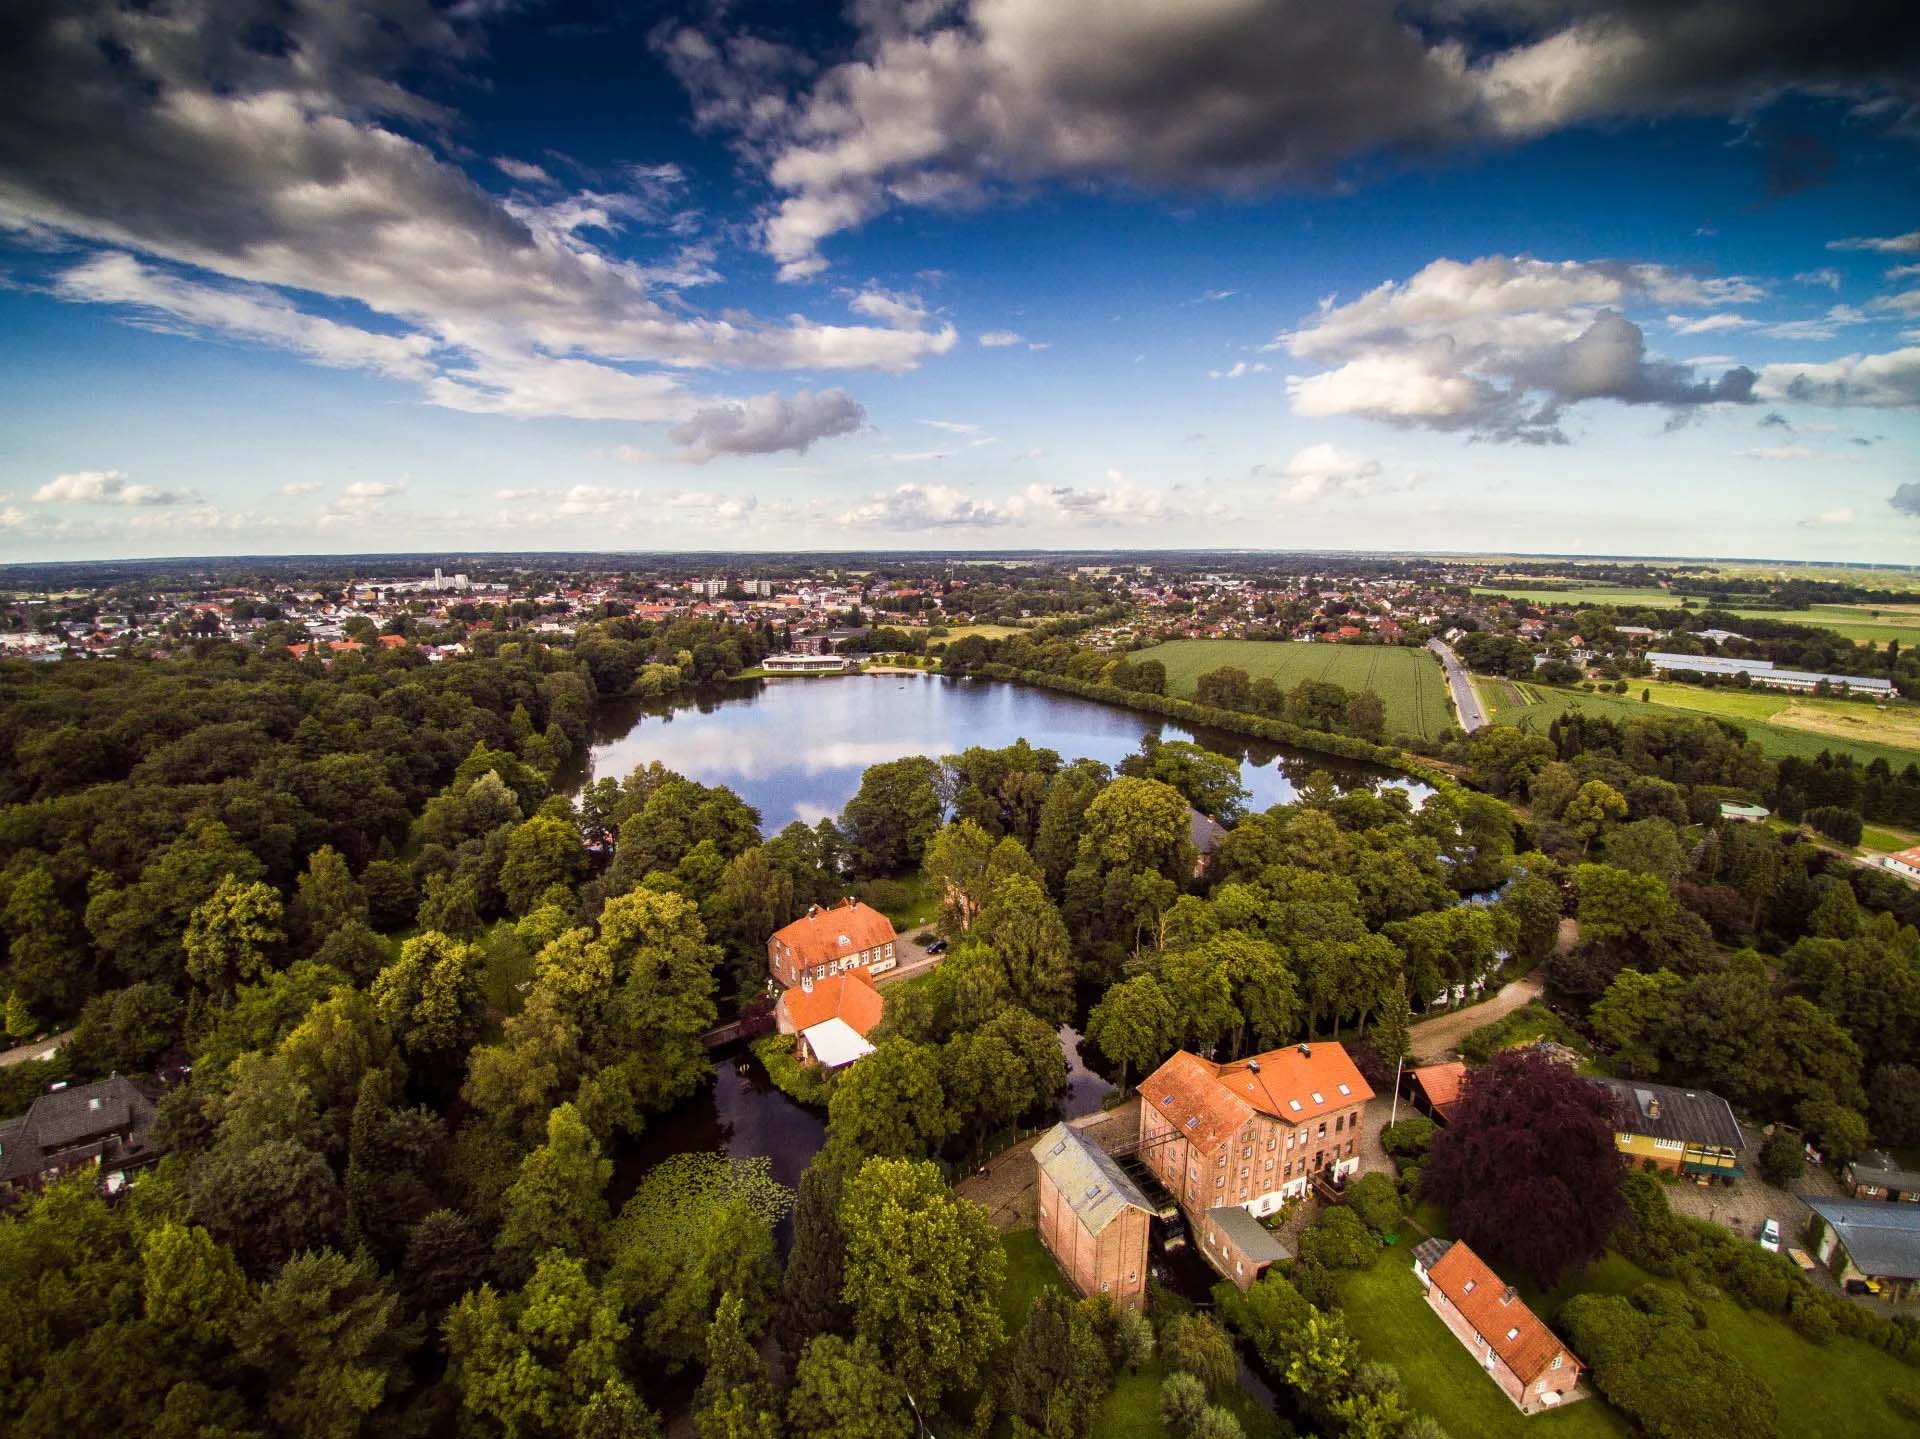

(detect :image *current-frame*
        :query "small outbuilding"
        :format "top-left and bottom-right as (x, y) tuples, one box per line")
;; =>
(1803, 1196), (1920, 1301)
(1200, 1203), (1291, 1289)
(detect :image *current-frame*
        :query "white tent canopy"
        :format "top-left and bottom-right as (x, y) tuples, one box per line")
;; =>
(802, 1017), (875, 1069)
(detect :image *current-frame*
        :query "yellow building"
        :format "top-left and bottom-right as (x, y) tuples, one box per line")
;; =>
(1595, 1079), (1745, 1179)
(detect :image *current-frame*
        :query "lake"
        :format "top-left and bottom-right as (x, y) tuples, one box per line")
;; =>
(580, 672), (1427, 826)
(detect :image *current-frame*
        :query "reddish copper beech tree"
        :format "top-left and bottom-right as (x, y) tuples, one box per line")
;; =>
(1421, 1046), (1630, 1286)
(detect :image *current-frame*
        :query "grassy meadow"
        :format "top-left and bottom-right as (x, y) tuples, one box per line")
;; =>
(1133, 639), (1455, 740)
(1477, 675), (1920, 767)
(1338, 1236), (1918, 1439)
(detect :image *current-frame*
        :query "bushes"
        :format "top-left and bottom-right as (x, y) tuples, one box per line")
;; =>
(1614, 1169), (1920, 1367)
(1297, 1207), (1380, 1271)
(1560, 1291), (1779, 1439)
(1379, 1115), (1436, 1160)
(1890, 1385), (1920, 1421)
(1457, 1001), (1583, 1065)
(1342, 1173), (1403, 1235)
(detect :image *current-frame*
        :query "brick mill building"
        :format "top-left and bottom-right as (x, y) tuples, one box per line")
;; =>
(1032, 1122), (1153, 1311)
(767, 898), (899, 988)
(1412, 1238), (1585, 1413)
(1137, 1042), (1373, 1284)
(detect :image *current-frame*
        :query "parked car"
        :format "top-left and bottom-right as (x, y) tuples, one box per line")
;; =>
(1759, 1219), (1781, 1253)
(923, 937), (947, 954)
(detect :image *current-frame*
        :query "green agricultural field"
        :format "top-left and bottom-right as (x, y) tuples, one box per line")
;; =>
(1676, 603), (1920, 650)
(1471, 585), (1682, 608)
(1134, 639), (1455, 740)
(1481, 676), (1920, 767)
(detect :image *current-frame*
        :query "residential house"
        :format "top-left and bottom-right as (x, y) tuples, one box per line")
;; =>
(0, 1076), (159, 1199)
(1845, 1151), (1920, 1204)
(1032, 1122), (1153, 1311)
(1406, 1062), (1468, 1125)
(767, 898), (899, 988)
(1137, 1041), (1373, 1268)
(1188, 806), (1229, 879)
(774, 969), (884, 1069)
(1881, 846), (1920, 884)
(1412, 1238), (1585, 1413)
(1802, 1197), (1920, 1301)
(1592, 1078), (1745, 1179)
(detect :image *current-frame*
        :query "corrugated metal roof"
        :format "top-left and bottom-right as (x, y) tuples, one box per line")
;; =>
(1031, 1122), (1151, 1237)
(1804, 1196), (1920, 1279)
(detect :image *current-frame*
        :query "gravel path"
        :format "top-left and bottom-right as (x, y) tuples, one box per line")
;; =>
(1406, 973), (1545, 1061)
(0, 1030), (71, 1068)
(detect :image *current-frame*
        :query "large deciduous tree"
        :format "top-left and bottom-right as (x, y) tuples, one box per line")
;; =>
(840, 756), (944, 876)
(839, 1157), (1005, 1405)
(1422, 1048), (1629, 1286)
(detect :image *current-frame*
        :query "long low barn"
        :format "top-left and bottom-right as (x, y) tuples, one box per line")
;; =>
(1643, 652), (1895, 696)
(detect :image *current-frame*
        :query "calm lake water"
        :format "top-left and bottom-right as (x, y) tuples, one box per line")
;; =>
(580, 672), (1427, 826)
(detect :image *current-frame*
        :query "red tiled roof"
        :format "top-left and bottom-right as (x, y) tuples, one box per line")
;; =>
(779, 968), (884, 1036)
(1412, 1062), (1467, 1115)
(770, 898), (896, 971)
(1142, 1043), (1374, 1153)
(1428, 1241), (1576, 1384)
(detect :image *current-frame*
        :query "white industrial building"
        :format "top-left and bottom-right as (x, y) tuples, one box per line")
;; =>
(1643, 652), (1895, 697)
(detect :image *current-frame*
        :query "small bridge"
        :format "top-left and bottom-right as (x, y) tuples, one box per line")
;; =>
(700, 998), (776, 1049)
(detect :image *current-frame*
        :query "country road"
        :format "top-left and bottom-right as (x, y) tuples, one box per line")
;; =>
(1429, 638), (1487, 733)
(0, 1029), (71, 1069)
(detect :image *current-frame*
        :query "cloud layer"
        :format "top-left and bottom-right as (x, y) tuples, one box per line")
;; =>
(0, 0), (949, 454)
(662, 0), (1920, 278)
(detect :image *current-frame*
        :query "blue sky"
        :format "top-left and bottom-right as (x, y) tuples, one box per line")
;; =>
(1, 0), (1918, 561)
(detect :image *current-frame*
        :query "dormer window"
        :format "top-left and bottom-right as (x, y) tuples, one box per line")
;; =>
(1185, 1116), (1199, 1130)
(1506, 1327), (1520, 1341)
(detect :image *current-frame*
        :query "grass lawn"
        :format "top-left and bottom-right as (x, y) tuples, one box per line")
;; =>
(1860, 824), (1919, 854)
(1520, 1253), (1920, 1439)
(1133, 639), (1455, 741)
(936, 623), (1031, 643)
(1679, 603), (1920, 650)
(1336, 1248), (1633, 1439)
(1482, 676), (1920, 767)
(996, 1231), (1288, 1439)
(859, 870), (939, 930)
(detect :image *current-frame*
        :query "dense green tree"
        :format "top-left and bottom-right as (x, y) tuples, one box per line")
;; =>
(289, 846), (368, 952)
(495, 1102), (612, 1281)
(372, 931), (486, 1075)
(500, 815), (588, 914)
(241, 1247), (416, 1439)
(1085, 974), (1177, 1088)
(693, 1292), (780, 1439)
(184, 875), (286, 999)
(1560, 1292), (1778, 1439)
(1161, 1313), (1237, 1395)
(446, 1253), (630, 1439)
(1121, 737), (1249, 821)
(839, 1157), (1005, 1405)
(188, 1138), (344, 1278)
(786, 1335), (912, 1439)
(778, 1158), (849, 1368)
(825, 1038), (952, 1161)
(974, 873), (1074, 1023)
(841, 755), (944, 876)
(1004, 1289), (1111, 1439)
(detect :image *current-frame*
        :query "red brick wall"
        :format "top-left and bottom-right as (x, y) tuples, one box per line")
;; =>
(1035, 1164), (1149, 1312)
(1139, 1100), (1367, 1217)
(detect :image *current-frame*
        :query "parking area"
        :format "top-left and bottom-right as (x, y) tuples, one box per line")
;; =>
(1657, 1129), (1847, 1256)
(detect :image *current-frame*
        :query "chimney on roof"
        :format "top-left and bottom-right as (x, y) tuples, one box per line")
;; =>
(807, 904), (819, 918)
(1298, 1043), (1312, 1058)
(1248, 1059), (1260, 1073)
(1501, 1285), (1516, 1305)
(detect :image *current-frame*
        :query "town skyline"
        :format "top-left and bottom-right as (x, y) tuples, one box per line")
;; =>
(2, 1), (1918, 562)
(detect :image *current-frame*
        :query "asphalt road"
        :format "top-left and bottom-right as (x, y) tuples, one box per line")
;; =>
(1429, 638), (1488, 733)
